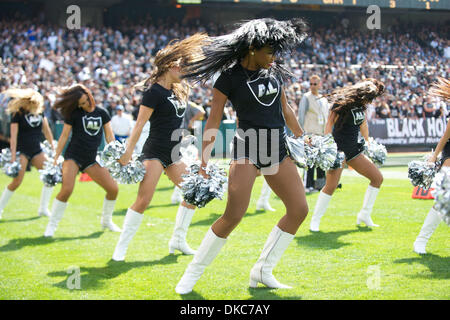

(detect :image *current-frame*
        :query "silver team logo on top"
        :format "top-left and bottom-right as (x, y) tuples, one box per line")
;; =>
(25, 114), (43, 127)
(351, 108), (365, 125)
(246, 75), (280, 107)
(168, 94), (187, 118)
(82, 116), (102, 136)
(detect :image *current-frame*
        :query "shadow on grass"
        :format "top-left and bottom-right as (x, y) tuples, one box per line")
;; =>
(247, 287), (302, 300)
(190, 213), (221, 227)
(394, 254), (450, 280)
(148, 203), (178, 209)
(179, 290), (206, 300)
(0, 231), (103, 252)
(155, 186), (176, 192)
(295, 227), (372, 250)
(0, 216), (41, 223)
(48, 254), (181, 290)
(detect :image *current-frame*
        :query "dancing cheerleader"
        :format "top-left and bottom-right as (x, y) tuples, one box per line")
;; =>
(112, 34), (207, 261)
(0, 88), (55, 219)
(44, 84), (120, 237)
(176, 18), (310, 294)
(413, 77), (450, 254)
(309, 78), (385, 232)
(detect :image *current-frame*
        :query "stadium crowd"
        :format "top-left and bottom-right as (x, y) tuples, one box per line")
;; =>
(0, 14), (448, 132)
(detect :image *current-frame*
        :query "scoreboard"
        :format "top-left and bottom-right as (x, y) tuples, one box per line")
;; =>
(202, 0), (450, 10)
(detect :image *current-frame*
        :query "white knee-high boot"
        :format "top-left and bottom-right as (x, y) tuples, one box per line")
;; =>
(44, 199), (67, 237)
(101, 198), (121, 232)
(175, 228), (227, 294)
(169, 205), (196, 255)
(414, 207), (441, 254)
(357, 185), (380, 227)
(256, 179), (275, 211)
(171, 186), (183, 204)
(310, 191), (332, 232)
(112, 208), (143, 261)
(0, 187), (14, 219)
(38, 185), (53, 217)
(249, 225), (294, 289)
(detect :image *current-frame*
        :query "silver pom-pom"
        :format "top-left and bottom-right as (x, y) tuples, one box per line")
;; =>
(0, 149), (22, 177)
(285, 135), (307, 168)
(331, 151), (346, 170)
(40, 140), (57, 159)
(288, 134), (338, 171)
(100, 141), (146, 184)
(39, 160), (63, 187)
(408, 160), (438, 189)
(180, 135), (199, 166)
(180, 163), (228, 208)
(431, 167), (450, 226)
(0, 148), (20, 168)
(310, 134), (338, 171)
(363, 137), (387, 166)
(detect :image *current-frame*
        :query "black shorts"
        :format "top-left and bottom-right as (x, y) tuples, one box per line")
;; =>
(335, 139), (365, 162)
(442, 140), (450, 163)
(17, 144), (43, 161)
(231, 128), (289, 169)
(64, 148), (98, 172)
(140, 141), (182, 169)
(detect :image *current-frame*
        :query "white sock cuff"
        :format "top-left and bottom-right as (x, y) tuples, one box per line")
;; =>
(319, 190), (332, 200)
(126, 208), (144, 222)
(53, 198), (68, 210)
(3, 187), (14, 197)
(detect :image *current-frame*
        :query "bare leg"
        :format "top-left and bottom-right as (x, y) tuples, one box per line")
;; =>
(85, 164), (120, 231)
(112, 160), (164, 261)
(0, 154), (28, 218)
(347, 154), (384, 226)
(250, 158), (309, 288)
(212, 161), (258, 238)
(165, 161), (198, 254)
(32, 152), (53, 217)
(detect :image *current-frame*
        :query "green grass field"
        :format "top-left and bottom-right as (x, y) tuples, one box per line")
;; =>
(0, 164), (448, 300)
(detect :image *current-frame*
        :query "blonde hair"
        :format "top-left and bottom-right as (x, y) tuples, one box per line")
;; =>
(3, 88), (44, 115)
(135, 33), (208, 102)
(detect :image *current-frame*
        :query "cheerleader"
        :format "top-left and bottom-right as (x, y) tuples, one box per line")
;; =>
(0, 89), (55, 219)
(44, 84), (120, 237)
(112, 34), (207, 261)
(309, 79), (385, 232)
(414, 77), (450, 254)
(176, 18), (310, 294)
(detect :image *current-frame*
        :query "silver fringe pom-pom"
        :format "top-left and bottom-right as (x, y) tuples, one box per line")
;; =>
(180, 135), (199, 166)
(180, 163), (228, 208)
(363, 137), (387, 166)
(0, 148), (20, 168)
(0, 149), (22, 177)
(285, 135), (307, 168)
(310, 134), (338, 171)
(39, 160), (63, 187)
(431, 167), (450, 226)
(287, 134), (338, 171)
(100, 141), (146, 184)
(40, 140), (57, 159)
(408, 160), (438, 189)
(331, 151), (346, 170)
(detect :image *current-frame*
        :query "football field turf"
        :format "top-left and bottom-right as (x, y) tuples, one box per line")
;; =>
(0, 165), (448, 300)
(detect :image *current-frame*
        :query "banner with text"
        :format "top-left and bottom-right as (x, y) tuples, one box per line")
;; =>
(368, 117), (447, 151)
